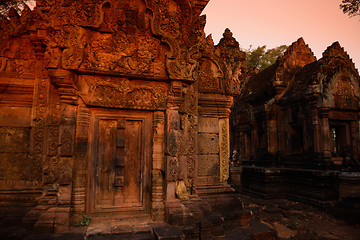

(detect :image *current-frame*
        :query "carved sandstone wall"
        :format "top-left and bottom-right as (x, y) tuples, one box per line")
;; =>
(0, 0), (245, 233)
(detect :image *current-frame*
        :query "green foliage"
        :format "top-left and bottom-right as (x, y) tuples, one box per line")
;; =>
(290, 216), (300, 229)
(340, 0), (360, 17)
(74, 214), (91, 227)
(242, 45), (288, 73)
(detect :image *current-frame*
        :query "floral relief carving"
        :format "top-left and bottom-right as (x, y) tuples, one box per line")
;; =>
(60, 126), (74, 156)
(31, 76), (50, 181)
(79, 76), (169, 110)
(219, 118), (230, 182)
(43, 156), (72, 185)
(167, 157), (179, 181)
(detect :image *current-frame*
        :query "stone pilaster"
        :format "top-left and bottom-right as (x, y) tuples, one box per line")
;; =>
(267, 107), (278, 156)
(152, 111), (165, 221)
(22, 31), (50, 230)
(219, 118), (230, 182)
(197, 93), (233, 185)
(32, 69), (78, 233)
(319, 107), (332, 162)
(71, 101), (89, 224)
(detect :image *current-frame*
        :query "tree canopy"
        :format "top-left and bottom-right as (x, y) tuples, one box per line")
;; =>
(340, 0), (360, 17)
(242, 45), (288, 74)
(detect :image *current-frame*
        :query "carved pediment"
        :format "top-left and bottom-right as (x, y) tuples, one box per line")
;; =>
(332, 76), (359, 110)
(198, 58), (223, 93)
(35, 0), (206, 82)
(73, 28), (166, 77)
(198, 29), (246, 96)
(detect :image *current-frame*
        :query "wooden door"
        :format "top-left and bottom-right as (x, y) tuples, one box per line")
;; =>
(89, 111), (151, 213)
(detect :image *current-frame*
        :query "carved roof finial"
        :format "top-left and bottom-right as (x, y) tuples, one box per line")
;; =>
(223, 28), (233, 39)
(297, 37), (305, 45)
(321, 41), (358, 75)
(280, 37), (316, 63)
(322, 41), (347, 59)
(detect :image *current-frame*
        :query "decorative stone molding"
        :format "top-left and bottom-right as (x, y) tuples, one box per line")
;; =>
(198, 93), (233, 118)
(219, 118), (230, 182)
(48, 69), (77, 105)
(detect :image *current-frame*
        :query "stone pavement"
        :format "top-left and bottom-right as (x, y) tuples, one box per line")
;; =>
(21, 219), (276, 240)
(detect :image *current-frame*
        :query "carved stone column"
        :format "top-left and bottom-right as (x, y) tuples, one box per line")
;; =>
(319, 107), (332, 162)
(32, 69), (78, 233)
(219, 118), (230, 182)
(22, 30), (50, 230)
(351, 121), (359, 160)
(51, 69), (77, 232)
(71, 101), (89, 224)
(164, 81), (191, 225)
(307, 87), (321, 159)
(267, 108), (278, 157)
(165, 81), (182, 201)
(29, 28), (48, 182)
(152, 111), (165, 221)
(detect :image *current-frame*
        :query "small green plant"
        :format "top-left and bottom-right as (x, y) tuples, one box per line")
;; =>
(290, 216), (300, 229)
(74, 214), (91, 227)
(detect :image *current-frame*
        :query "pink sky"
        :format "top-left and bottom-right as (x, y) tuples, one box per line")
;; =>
(202, 0), (360, 70)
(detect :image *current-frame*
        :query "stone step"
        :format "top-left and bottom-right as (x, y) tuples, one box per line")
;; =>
(150, 223), (185, 240)
(85, 223), (155, 240)
(89, 212), (151, 223)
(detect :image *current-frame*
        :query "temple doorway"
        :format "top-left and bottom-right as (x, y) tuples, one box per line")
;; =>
(87, 110), (152, 215)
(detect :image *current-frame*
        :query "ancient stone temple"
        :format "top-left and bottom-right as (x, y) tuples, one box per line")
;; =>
(231, 38), (360, 207)
(0, 0), (274, 238)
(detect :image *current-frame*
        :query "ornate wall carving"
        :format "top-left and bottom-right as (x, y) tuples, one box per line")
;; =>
(0, 0), (246, 232)
(333, 78), (359, 110)
(219, 118), (230, 182)
(198, 59), (223, 93)
(0, 37), (37, 75)
(0, 127), (30, 180)
(31, 76), (49, 182)
(78, 76), (169, 110)
(149, 0), (202, 82)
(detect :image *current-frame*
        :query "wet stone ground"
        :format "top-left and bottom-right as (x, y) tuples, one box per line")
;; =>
(237, 193), (360, 240)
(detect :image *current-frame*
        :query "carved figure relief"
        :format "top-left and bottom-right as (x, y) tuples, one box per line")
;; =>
(0, 38), (37, 74)
(198, 59), (222, 92)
